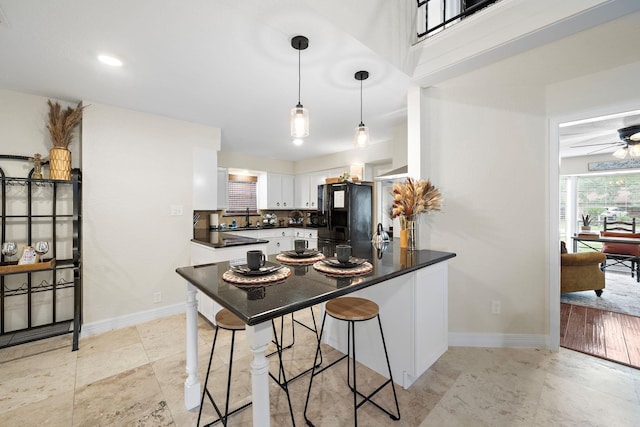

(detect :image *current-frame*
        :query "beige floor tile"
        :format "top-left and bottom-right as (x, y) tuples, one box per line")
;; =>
(3, 312), (640, 427)
(77, 325), (142, 357)
(136, 313), (187, 362)
(534, 371), (640, 427)
(75, 341), (150, 387)
(72, 364), (172, 426)
(0, 347), (77, 414)
(2, 390), (75, 426)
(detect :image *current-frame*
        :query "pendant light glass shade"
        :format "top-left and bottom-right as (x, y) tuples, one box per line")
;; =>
(354, 70), (369, 148)
(291, 104), (309, 138)
(291, 36), (309, 139)
(354, 123), (369, 148)
(630, 144), (640, 157)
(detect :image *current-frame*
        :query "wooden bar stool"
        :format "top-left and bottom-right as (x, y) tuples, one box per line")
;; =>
(197, 309), (296, 426)
(303, 297), (401, 426)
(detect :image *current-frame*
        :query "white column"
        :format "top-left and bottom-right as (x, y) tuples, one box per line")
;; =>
(184, 283), (201, 409)
(246, 321), (273, 427)
(407, 85), (422, 179)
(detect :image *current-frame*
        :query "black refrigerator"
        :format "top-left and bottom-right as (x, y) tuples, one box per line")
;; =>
(317, 182), (372, 244)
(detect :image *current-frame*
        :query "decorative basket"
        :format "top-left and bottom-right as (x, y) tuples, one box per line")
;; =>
(49, 147), (71, 180)
(325, 177), (341, 184)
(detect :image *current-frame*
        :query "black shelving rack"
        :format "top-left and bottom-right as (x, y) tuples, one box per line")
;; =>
(0, 154), (82, 351)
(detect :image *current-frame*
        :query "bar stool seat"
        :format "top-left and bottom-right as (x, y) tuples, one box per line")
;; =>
(197, 309), (295, 427)
(304, 296), (401, 426)
(215, 309), (245, 330)
(325, 297), (378, 321)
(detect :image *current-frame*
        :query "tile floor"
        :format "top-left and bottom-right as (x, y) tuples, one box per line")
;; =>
(1, 309), (640, 426)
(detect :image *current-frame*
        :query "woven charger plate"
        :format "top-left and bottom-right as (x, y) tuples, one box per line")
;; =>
(313, 261), (373, 276)
(276, 253), (325, 265)
(222, 267), (291, 286)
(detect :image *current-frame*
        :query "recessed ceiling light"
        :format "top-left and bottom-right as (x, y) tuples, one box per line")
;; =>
(98, 54), (123, 67)
(293, 138), (304, 146)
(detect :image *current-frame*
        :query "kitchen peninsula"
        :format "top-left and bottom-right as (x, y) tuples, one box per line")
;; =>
(177, 242), (456, 426)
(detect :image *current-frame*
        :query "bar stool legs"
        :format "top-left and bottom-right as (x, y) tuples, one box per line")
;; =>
(197, 321), (250, 426)
(269, 307), (323, 385)
(197, 309), (296, 426)
(303, 297), (401, 426)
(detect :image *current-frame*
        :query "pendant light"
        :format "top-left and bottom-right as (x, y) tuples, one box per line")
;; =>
(290, 35), (309, 138)
(354, 70), (369, 148)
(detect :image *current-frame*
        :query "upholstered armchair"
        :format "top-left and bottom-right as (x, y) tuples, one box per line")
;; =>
(561, 250), (606, 296)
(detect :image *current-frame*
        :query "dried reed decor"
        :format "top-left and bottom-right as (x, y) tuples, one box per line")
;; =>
(46, 100), (84, 180)
(391, 177), (442, 250)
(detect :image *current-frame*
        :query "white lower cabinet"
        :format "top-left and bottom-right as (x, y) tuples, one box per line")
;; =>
(234, 228), (297, 255)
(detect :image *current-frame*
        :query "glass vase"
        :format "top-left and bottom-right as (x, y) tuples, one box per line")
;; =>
(400, 218), (417, 250)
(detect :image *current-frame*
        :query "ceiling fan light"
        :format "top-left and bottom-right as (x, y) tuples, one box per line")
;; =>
(629, 144), (640, 157)
(290, 105), (309, 138)
(613, 146), (628, 159)
(354, 124), (369, 148)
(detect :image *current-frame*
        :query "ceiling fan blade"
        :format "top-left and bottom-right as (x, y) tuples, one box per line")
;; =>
(570, 141), (620, 148)
(586, 144), (623, 155)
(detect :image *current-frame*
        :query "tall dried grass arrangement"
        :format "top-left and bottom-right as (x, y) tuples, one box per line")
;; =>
(391, 177), (442, 221)
(46, 100), (84, 149)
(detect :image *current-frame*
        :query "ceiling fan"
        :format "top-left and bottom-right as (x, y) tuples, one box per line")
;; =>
(570, 124), (640, 158)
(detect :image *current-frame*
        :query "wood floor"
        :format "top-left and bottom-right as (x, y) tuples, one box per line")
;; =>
(560, 303), (640, 369)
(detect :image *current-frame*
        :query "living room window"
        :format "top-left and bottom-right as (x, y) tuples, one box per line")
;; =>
(562, 172), (640, 247)
(227, 174), (258, 214)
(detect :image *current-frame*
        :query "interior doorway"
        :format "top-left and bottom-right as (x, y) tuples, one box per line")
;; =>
(556, 108), (640, 367)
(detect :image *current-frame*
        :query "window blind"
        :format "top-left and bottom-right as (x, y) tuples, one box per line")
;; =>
(227, 175), (258, 214)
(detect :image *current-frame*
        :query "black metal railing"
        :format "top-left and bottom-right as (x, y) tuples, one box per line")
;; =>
(416, 0), (501, 38)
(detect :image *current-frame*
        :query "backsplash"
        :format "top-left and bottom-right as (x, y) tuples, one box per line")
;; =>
(194, 209), (315, 232)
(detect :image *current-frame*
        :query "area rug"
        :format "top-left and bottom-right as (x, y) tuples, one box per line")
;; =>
(561, 270), (640, 318)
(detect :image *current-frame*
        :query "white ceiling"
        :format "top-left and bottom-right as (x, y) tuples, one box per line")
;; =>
(2, 1), (640, 163)
(0, 0), (410, 162)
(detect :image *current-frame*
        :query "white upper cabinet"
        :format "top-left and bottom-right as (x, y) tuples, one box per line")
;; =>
(295, 174), (310, 209)
(193, 147), (218, 210)
(295, 172), (328, 210)
(217, 167), (228, 210)
(266, 173), (294, 209)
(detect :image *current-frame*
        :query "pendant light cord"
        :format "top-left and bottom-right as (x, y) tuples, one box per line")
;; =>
(297, 46), (302, 106)
(359, 78), (363, 124)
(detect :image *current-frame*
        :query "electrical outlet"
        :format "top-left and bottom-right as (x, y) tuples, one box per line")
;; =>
(491, 300), (501, 314)
(153, 292), (162, 304)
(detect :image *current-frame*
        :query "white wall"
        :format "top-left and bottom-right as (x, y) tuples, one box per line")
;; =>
(81, 103), (220, 327)
(218, 151), (294, 175)
(424, 83), (548, 339)
(421, 43), (640, 345)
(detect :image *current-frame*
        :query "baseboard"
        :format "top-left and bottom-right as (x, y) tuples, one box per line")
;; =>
(449, 332), (549, 348)
(80, 303), (186, 338)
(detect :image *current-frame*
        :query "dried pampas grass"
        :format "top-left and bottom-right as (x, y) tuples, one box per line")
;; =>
(47, 100), (84, 149)
(391, 177), (442, 220)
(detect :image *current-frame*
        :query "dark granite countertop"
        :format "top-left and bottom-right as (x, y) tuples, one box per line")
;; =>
(191, 231), (268, 249)
(176, 241), (456, 325)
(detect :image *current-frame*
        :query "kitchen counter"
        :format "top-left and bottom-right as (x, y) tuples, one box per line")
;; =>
(178, 242), (454, 325)
(177, 241), (456, 421)
(191, 231), (268, 249)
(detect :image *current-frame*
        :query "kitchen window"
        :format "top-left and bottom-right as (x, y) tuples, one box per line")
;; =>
(227, 174), (258, 214)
